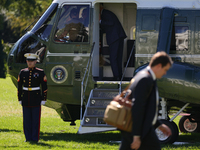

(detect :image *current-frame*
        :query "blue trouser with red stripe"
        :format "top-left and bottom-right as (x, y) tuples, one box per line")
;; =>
(23, 106), (41, 142)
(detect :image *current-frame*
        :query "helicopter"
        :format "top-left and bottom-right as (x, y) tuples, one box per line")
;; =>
(7, 0), (200, 144)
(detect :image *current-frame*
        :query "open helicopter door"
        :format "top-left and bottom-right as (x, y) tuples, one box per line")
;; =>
(157, 8), (177, 53)
(79, 2), (137, 134)
(92, 3), (136, 81)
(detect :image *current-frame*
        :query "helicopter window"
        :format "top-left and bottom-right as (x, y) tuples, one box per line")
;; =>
(16, 35), (46, 63)
(170, 26), (189, 53)
(54, 5), (89, 43)
(34, 4), (58, 42)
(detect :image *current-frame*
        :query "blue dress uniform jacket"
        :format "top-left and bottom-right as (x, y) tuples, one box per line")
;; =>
(17, 67), (47, 107)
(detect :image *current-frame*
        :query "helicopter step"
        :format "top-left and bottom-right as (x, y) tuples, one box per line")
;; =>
(78, 88), (120, 134)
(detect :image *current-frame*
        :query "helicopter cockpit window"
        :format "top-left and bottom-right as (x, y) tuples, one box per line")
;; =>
(170, 26), (189, 54)
(54, 5), (89, 43)
(34, 4), (58, 42)
(16, 35), (46, 63)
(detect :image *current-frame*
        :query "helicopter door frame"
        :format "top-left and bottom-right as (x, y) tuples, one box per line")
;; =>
(91, 2), (137, 79)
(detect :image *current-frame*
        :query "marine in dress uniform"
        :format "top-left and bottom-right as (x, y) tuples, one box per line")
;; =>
(17, 53), (47, 142)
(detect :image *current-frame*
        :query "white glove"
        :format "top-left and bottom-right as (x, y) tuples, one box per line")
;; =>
(19, 101), (22, 105)
(41, 101), (46, 105)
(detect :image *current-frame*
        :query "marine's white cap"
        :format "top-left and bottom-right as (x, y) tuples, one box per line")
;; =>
(24, 53), (39, 60)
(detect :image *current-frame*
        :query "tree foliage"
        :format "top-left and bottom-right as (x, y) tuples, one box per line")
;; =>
(0, 0), (52, 78)
(5, 0), (52, 36)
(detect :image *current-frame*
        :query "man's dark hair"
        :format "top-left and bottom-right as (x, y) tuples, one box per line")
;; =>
(149, 51), (173, 67)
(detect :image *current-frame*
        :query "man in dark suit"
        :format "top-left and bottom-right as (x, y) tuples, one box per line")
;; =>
(18, 53), (47, 142)
(119, 51), (173, 150)
(100, 4), (127, 80)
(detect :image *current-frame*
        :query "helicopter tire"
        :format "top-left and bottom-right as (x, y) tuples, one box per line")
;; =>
(155, 119), (179, 144)
(179, 116), (200, 133)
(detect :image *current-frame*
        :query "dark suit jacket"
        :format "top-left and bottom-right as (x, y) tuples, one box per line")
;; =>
(129, 68), (161, 139)
(100, 9), (127, 45)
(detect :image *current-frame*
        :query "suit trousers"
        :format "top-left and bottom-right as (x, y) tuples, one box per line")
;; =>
(23, 106), (41, 142)
(119, 127), (161, 150)
(109, 38), (124, 78)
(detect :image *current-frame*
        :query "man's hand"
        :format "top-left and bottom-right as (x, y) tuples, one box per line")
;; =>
(131, 136), (141, 150)
(158, 124), (172, 136)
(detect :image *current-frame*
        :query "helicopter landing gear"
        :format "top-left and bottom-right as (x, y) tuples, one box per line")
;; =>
(179, 115), (200, 133)
(155, 99), (190, 144)
(155, 119), (179, 144)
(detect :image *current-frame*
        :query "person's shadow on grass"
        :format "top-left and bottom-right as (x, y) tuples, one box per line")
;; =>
(0, 128), (21, 133)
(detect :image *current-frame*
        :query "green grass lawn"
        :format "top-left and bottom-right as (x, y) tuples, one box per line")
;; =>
(1, 77), (200, 149)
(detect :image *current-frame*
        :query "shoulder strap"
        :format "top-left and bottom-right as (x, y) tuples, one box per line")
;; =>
(120, 78), (135, 97)
(121, 70), (154, 98)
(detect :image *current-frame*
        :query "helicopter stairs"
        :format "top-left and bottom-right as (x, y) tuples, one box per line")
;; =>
(77, 42), (134, 134)
(78, 85), (125, 134)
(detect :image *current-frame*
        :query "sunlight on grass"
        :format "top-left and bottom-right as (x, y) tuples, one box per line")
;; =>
(0, 77), (59, 118)
(1, 77), (200, 149)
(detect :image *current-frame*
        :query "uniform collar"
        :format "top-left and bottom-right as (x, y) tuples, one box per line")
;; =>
(28, 67), (35, 71)
(147, 66), (156, 80)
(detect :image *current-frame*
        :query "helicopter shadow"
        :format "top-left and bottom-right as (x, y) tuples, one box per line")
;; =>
(40, 131), (121, 144)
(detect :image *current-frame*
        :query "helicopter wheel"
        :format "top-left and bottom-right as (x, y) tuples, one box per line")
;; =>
(179, 116), (200, 133)
(155, 119), (179, 144)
